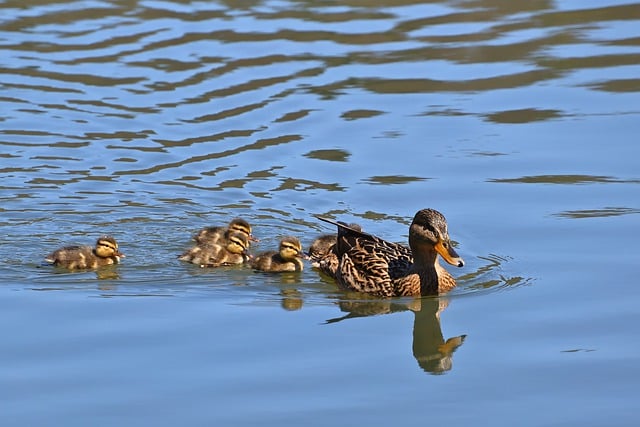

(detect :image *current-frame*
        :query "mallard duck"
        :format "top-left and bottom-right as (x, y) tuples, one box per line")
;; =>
(317, 208), (464, 296)
(193, 218), (258, 246)
(250, 236), (307, 272)
(45, 235), (125, 270)
(179, 231), (249, 267)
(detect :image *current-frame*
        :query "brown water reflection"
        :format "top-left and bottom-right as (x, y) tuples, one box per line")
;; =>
(484, 108), (563, 124)
(490, 175), (640, 185)
(326, 295), (466, 374)
(553, 207), (640, 219)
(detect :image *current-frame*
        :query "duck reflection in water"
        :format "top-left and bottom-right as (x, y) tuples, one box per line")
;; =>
(326, 296), (466, 374)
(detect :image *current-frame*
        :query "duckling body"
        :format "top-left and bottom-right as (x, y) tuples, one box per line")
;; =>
(308, 234), (336, 265)
(179, 231), (249, 267)
(194, 218), (257, 246)
(317, 209), (464, 297)
(309, 223), (361, 275)
(45, 236), (124, 270)
(251, 236), (306, 272)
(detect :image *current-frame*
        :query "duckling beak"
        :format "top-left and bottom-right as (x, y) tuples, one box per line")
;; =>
(434, 239), (464, 267)
(249, 235), (260, 242)
(116, 251), (126, 258)
(297, 250), (310, 260)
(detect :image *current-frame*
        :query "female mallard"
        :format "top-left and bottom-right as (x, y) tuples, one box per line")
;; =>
(317, 209), (464, 296)
(251, 236), (307, 272)
(45, 235), (125, 270)
(193, 218), (258, 246)
(179, 231), (250, 267)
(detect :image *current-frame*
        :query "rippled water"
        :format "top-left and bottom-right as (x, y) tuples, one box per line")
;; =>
(1, 1), (639, 425)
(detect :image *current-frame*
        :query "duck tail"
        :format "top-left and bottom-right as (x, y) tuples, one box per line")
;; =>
(315, 216), (366, 236)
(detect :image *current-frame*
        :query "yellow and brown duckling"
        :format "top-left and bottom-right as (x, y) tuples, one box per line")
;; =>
(317, 208), (464, 297)
(251, 236), (307, 272)
(45, 235), (125, 270)
(193, 217), (258, 246)
(179, 231), (250, 267)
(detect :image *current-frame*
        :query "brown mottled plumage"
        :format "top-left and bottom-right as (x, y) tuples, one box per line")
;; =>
(251, 236), (306, 272)
(179, 231), (249, 267)
(317, 209), (464, 297)
(45, 235), (124, 270)
(193, 218), (257, 246)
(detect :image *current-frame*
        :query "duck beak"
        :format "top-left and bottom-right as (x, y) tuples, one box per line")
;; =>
(435, 239), (464, 267)
(116, 251), (126, 258)
(249, 235), (260, 242)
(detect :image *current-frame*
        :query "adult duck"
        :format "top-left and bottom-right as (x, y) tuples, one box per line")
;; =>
(317, 209), (463, 296)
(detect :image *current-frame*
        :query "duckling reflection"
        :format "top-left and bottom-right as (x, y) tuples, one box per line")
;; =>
(95, 267), (121, 281)
(280, 288), (304, 311)
(326, 296), (466, 375)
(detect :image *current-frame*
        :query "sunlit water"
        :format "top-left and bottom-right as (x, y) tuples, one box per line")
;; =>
(1, 1), (639, 425)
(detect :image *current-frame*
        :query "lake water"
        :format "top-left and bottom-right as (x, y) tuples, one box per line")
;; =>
(1, 0), (639, 425)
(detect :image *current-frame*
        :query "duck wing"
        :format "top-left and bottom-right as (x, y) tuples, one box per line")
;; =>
(317, 216), (414, 296)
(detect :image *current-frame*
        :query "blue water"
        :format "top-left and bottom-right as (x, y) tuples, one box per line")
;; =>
(1, 0), (639, 425)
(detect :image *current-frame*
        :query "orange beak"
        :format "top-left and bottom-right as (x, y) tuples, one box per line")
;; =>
(434, 238), (464, 267)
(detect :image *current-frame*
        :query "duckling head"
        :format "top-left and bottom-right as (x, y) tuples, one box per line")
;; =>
(228, 218), (258, 242)
(94, 235), (125, 260)
(226, 231), (250, 255)
(278, 236), (306, 261)
(409, 209), (463, 267)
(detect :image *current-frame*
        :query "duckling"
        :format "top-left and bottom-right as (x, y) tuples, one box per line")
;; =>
(45, 235), (125, 270)
(251, 236), (307, 272)
(317, 208), (464, 296)
(179, 231), (249, 267)
(193, 218), (258, 246)
(308, 222), (362, 271)
(308, 234), (336, 264)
